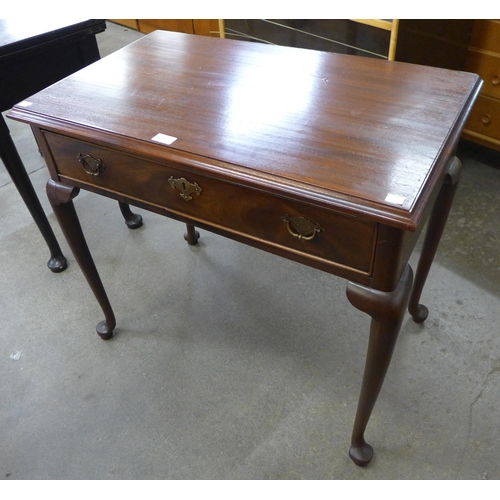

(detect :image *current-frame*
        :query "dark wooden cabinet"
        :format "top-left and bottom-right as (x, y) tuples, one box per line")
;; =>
(394, 19), (474, 70)
(222, 19), (399, 60)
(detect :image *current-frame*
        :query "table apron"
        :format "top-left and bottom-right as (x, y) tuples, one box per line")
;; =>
(41, 130), (384, 285)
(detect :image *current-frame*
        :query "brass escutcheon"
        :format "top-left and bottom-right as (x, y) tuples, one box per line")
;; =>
(168, 176), (202, 201)
(77, 154), (106, 176)
(281, 214), (323, 241)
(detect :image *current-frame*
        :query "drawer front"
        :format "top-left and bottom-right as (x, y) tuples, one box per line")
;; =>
(469, 20), (500, 54)
(464, 94), (500, 141)
(44, 132), (377, 275)
(465, 51), (500, 100)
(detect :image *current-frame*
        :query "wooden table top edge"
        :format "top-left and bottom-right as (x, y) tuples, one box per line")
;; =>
(6, 105), (450, 233)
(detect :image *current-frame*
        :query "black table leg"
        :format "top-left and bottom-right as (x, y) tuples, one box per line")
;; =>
(0, 115), (67, 272)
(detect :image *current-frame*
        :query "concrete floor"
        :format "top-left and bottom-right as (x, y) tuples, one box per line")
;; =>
(1, 21), (500, 480)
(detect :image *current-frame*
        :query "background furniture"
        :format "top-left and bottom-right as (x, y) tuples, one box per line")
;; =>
(462, 20), (500, 151)
(395, 19), (474, 70)
(111, 19), (221, 37)
(111, 19), (398, 59)
(0, 19), (142, 272)
(221, 19), (400, 60)
(0, 19), (105, 272)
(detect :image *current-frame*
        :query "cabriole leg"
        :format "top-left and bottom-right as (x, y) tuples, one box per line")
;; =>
(46, 179), (116, 339)
(409, 157), (462, 323)
(184, 223), (200, 245)
(346, 265), (413, 465)
(118, 201), (143, 229)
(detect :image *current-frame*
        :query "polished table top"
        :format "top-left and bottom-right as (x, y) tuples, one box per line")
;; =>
(11, 30), (481, 231)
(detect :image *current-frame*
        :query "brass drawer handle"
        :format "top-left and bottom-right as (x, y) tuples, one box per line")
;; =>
(78, 154), (106, 176)
(281, 214), (323, 241)
(492, 75), (499, 86)
(168, 176), (202, 201)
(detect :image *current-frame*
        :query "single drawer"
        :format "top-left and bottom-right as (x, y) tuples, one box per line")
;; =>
(43, 131), (377, 275)
(465, 50), (500, 100)
(464, 94), (500, 141)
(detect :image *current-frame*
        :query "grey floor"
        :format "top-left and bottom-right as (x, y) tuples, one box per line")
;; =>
(1, 21), (500, 480)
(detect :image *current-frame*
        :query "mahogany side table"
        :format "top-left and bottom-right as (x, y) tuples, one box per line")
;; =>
(8, 31), (482, 464)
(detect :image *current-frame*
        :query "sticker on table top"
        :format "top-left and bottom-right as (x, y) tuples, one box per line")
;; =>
(17, 101), (32, 107)
(385, 194), (406, 205)
(151, 133), (177, 146)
